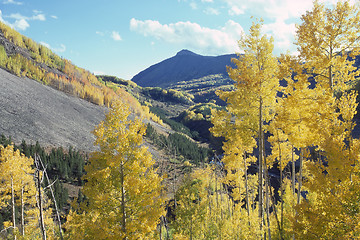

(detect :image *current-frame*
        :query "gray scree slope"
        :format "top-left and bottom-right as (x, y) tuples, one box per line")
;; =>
(0, 68), (106, 151)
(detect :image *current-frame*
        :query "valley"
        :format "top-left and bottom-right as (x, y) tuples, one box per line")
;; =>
(1, 1), (360, 239)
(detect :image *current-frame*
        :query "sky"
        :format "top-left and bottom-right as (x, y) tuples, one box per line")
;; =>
(0, 0), (344, 80)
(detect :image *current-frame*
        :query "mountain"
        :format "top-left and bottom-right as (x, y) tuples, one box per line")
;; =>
(131, 49), (237, 88)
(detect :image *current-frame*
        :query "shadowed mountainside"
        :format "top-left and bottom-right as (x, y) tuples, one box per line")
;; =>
(131, 49), (237, 88)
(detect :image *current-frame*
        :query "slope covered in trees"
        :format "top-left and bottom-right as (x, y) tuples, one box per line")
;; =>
(0, 21), (147, 116)
(2, 1), (360, 239)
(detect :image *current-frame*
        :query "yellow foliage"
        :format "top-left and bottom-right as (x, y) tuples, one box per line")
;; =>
(0, 145), (56, 239)
(65, 100), (165, 239)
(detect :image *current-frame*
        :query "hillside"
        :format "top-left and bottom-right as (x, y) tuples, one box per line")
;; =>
(131, 49), (236, 88)
(0, 67), (105, 151)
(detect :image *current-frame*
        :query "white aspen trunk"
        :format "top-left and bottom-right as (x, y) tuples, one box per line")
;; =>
(21, 185), (24, 236)
(159, 220), (162, 240)
(36, 168), (46, 240)
(297, 148), (303, 205)
(11, 177), (17, 240)
(258, 97), (264, 236)
(278, 137), (284, 239)
(264, 154), (271, 240)
(292, 146), (296, 197)
(120, 162), (126, 240)
(244, 154), (250, 217)
(38, 156), (63, 240)
(329, 45), (333, 90)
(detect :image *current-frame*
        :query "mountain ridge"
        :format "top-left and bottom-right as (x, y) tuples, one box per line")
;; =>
(131, 49), (237, 88)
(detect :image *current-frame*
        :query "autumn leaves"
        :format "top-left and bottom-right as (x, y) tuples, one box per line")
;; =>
(211, 1), (360, 239)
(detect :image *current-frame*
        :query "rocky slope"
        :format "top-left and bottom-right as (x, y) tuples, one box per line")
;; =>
(0, 67), (105, 151)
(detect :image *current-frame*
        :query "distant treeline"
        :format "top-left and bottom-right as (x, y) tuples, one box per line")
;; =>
(145, 124), (211, 165)
(0, 134), (86, 211)
(142, 87), (194, 105)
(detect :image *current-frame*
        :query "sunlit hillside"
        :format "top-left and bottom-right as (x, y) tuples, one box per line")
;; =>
(0, 21), (147, 116)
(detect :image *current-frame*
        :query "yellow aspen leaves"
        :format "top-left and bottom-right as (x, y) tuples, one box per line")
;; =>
(65, 100), (165, 240)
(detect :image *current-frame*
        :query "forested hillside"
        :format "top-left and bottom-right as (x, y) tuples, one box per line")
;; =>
(1, 1), (360, 239)
(0, 21), (151, 117)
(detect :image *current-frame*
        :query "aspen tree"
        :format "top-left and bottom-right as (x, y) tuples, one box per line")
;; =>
(212, 20), (279, 238)
(0, 145), (35, 239)
(173, 166), (255, 240)
(292, 1), (360, 238)
(65, 100), (165, 240)
(172, 168), (210, 240)
(0, 145), (56, 239)
(296, 0), (360, 91)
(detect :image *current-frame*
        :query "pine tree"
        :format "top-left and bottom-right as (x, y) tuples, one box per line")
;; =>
(65, 100), (165, 239)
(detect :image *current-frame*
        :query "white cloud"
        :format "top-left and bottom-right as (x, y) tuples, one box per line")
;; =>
(8, 12), (46, 21)
(96, 31), (104, 36)
(7, 13), (25, 20)
(201, 0), (213, 2)
(204, 7), (220, 15)
(0, 10), (4, 22)
(40, 42), (66, 53)
(32, 14), (46, 21)
(51, 15), (58, 19)
(130, 18), (244, 54)
(228, 5), (246, 15)
(3, 0), (23, 5)
(93, 70), (105, 76)
(13, 18), (29, 30)
(39, 42), (51, 48)
(111, 31), (122, 41)
(263, 19), (296, 50)
(33, 10), (42, 14)
(3, 12), (46, 31)
(222, 0), (344, 52)
(190, 2), (197, 9)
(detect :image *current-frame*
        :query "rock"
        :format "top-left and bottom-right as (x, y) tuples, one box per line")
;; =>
(0, 68), (106, 152)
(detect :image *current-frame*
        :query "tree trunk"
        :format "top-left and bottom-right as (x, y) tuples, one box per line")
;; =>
(120, 162), (126, 239)
(264, 155), (271, 240)
(329, 44), (333, 90)
(244, 154), (250, 219)
(279, 139), (284, 239)
(36, 168), (46, 240)
(21, 185), (24, 236)
(258, 97), (264, 236)
(11, 177), (17, 240)
(38, 155), (63, 240)
(292, 147), (297, 240)
(159, 219), (162, 240)
(297, 148), (303, 204)
(292, 146), (295, 197)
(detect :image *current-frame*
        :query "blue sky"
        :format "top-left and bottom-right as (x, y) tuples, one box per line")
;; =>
(0, 0), (342, 80)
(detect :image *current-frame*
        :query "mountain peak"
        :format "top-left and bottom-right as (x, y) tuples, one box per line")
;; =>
(132, 50), (236, 88)
(176, 49), (198, 56)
